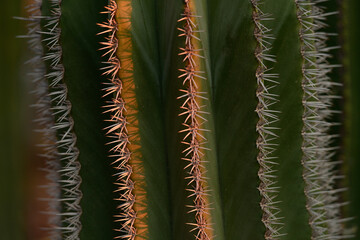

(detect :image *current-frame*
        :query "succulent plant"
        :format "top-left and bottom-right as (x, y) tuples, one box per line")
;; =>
(2, 0), (360, 239)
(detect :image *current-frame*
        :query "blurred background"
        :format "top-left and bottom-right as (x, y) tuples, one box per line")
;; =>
(0, 0), (50, 239)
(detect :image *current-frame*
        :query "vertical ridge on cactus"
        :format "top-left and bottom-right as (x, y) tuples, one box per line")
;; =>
(99, 0), (176, 238)
(251, 0), (283, 238)
(258, 0), (311, 237)
(115, 1), (150, 237)
(21, 0), (62, 238)
(41, 0), (83, 238)
(177, 1), (213, 239)
(99, 1), (138, 239)
(207, 0), (264, 238)
(295, 0), (349, 238)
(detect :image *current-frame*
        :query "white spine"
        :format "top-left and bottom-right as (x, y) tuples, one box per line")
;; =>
(251, 0), (283, 239)
(295, 0), (351, 238)
(20, 0), (62, 238)
(42, 0), (82, 239)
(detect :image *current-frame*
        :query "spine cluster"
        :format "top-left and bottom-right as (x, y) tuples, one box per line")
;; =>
(251, 0), (283, 239)
(42, 0), (82, 239)
(178, 1), (211, 239)
(99, 1), (136, 239)
(295, 0), (350, 238)
(21, 0), (61, 239)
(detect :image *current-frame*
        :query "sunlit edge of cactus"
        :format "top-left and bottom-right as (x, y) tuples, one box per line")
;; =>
(98, 0), (138, 239)
(177, 0), (214, 239)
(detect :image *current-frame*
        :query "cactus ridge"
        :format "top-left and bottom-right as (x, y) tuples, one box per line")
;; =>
(295, 0), (351, 238)
(251, 0), (284, 239)
(19, 0), (62, 239)
(98, 1), (137, 239)
(41, 0), (82, 239)
(178, 1), (213, 239)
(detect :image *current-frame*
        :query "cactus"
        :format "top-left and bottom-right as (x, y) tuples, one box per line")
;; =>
(3, 0), (360, 239)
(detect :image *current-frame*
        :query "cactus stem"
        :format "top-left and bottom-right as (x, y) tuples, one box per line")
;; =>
(99, 0), (149, 239)
(295, 0), (351, 238)
(41, 0), (83, 239)
(178, 1), (213, 239)
(251, 0), (284, 239)
(99, 1), (136, 239)
(21, 0), (62, 238)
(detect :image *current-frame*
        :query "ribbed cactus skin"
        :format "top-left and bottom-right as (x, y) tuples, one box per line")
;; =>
(14, 0), (359, 239)
(260, 1), (310, 238)
(56, 0), (117, 239)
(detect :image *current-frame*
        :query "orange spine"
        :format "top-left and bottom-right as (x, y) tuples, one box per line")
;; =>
(99, 1), (136, 239)
(178, 1), (211, 239)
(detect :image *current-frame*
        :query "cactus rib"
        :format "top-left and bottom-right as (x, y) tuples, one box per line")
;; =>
(98, 0), (137, 239)
(251, 0), (283, 239)
(295, 0), (350, 238)
(178, 1), (213, 239)
(20, 0), (62, 238)
(42, 0), (82, 238)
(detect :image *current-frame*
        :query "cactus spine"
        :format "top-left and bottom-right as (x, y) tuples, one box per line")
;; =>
(22, 0), (62, 238)
(251, 0), (283, 239)
(42, 0), (82, 238)
(295, 0), (349, 238)
(178, 1), (213, 239)
(99, 0), (138, 239)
